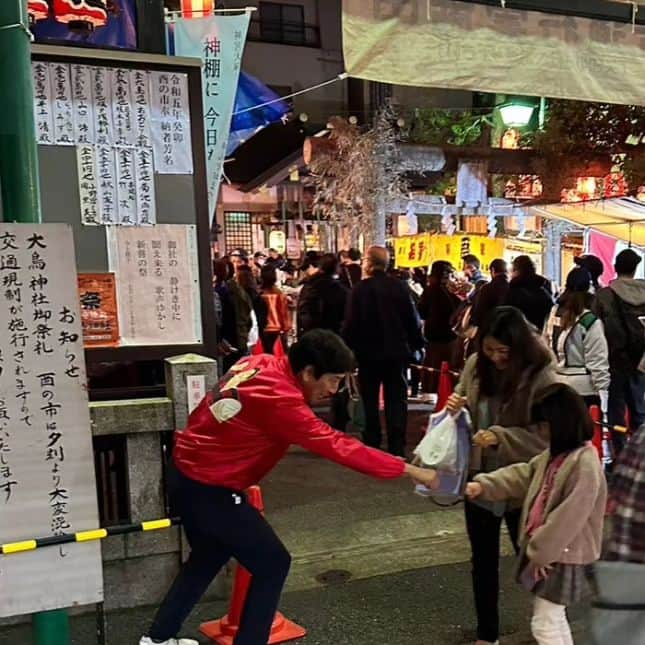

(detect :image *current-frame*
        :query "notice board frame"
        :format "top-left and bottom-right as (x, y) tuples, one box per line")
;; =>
(29, 44), (217, 367)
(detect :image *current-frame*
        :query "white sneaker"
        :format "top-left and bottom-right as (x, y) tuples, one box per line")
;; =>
(139, 637), (199, 645)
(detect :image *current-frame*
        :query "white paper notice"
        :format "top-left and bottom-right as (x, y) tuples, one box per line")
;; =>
(50, 63), (75, 146)
(32, 62), (54, 145)
(71, 64), (94, 145)
(131, 69), (152, 149)
(107, 225), (202, 345)
(115, 147), (137, 226)
(135, 147), (156, 226)
(187, 375), (206, 414)
(92, 67), (113, 146)
(77, 146), (100, 226)
(0, 224), (103, 617)
(96, 146), (117, 225)
(150, 71), (193, 174)
(111, 68), (135, 147)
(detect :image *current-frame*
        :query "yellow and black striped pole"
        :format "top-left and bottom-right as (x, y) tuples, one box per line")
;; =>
(1, 517), (181, 556)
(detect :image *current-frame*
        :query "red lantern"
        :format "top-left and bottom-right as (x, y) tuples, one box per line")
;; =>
(28, 0), (50, 23)
(181, 0), (214, 19)
(52, 0), (108, 30)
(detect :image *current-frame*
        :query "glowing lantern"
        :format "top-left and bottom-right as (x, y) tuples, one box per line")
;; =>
(181, 0), (215, 19)
(52, 0), (108, 30)
(28, 0), (50, 23)
(576, 177), (597, 200)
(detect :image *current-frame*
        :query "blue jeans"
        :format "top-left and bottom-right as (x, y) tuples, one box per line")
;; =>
(608, 369), (645, 456)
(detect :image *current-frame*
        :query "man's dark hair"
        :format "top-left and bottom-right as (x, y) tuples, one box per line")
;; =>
(289, 330), (355, 378)
(490, 258), (507, 275)
(319, 253), (339, 276)
(348, 248), (362, 262)
(532, 384), (594, 456)
(615, 248), (642, 276)
(477, 306), (551, 401)
(463, 254), (481, 270)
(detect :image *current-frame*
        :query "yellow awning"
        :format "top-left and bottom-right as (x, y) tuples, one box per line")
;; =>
(530, 199), (645, 248)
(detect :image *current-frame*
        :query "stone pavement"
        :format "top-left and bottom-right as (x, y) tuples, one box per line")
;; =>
(0, 407), (589, 644)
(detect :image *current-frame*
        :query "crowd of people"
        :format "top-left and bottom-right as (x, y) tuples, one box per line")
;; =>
(154, 241), (645, 645)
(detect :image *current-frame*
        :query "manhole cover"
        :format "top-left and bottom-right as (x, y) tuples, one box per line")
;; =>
(315, 569), (353, 585)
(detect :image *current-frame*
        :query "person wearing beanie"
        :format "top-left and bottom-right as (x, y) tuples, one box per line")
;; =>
(593, 248), (645, 456)
(544, 268), (610, 411)
(574, 254), (605, 292)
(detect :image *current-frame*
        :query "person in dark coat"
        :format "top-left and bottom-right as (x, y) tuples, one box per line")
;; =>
(418, 261), (461, 394)
(297, 253), (349, 336)
(470, 258), (510, 329)
(505, 255), (553, 332)
(339, 248), (363, 289)
(343, 246), (424, 457)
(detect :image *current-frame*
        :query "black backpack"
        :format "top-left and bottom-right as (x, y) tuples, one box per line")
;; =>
(612, 291), (645, 369)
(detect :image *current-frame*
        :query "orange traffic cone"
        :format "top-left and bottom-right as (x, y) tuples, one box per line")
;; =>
(200, 486), (306, 645)
(436, 362), (453, 412)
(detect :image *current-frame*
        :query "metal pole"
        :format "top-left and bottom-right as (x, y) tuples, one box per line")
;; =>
(0, 2), (66, 642)
(0, 0), (42, 222)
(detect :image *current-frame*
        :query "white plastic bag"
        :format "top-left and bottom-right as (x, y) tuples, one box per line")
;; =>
(414, 410), (458, 472)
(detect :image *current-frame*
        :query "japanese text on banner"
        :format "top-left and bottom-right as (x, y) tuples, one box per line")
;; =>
(174, 13), (250, 216)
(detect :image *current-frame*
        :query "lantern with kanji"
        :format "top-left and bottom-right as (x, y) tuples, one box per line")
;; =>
(181, 0), (214, 19)
(52, 0), (108, 31)
(28, 0), (50, 23)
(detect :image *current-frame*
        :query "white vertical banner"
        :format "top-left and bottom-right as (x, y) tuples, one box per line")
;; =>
(96, 146), (118, 225)
(92, 67), (113, 146)
(77, 145), (100, 226)
(150, 72), (193, 174)
(135, 147), (156, 226)
(115, 147), (137, 226)
(32, 62), (54, 145)
(111, 68), (135, 147)
(174, 13), (251, 217)
(50, 62), (75, 145)
(71, 64), (95, 145)
(131, 69), (152, 149)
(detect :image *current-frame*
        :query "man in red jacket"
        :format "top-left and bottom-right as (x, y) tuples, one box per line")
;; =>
(140, 330), (437, 645)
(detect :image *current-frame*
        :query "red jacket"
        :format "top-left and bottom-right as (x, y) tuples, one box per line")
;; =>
(173, 354), (405, 491)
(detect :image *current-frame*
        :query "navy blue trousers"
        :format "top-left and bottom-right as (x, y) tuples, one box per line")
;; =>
(149, 462), (291, 644)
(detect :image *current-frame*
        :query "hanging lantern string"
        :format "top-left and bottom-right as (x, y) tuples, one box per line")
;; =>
(233, 73), (349, 116)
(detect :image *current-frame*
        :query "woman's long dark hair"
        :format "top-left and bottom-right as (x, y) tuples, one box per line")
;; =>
(477, 306), (552, 401)
(558, 289), (593, 329)
(532, 384), (594, 456)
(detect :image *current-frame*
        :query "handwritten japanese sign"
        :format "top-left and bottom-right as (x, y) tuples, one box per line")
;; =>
(150, 71), (193, 174)
(50, 63), (75, 146)
(135, 147), (156, 226)
(77, 273), (119, 347)
(71, 64), (95, 145)
(131, 69), (152, 149)
(92, 66), (113, 147)
(107, 225), (202, 345)
(76, 146), (100, 226)
(96, 146), (118, 226)
(115, 147), (137, 226)
(111, 68), (135, 147)
(32, 62), (54, 145)
(0, 224), (103, 617)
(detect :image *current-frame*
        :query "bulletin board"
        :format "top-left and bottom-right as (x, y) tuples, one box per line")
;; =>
(0, 45), (216, 364)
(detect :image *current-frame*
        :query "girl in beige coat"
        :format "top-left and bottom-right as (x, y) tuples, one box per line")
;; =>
(467, 384), (607, 645)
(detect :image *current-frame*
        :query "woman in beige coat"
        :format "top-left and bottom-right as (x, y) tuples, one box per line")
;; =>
(467, 384), (606, 645)
(446, 306), (558, 645)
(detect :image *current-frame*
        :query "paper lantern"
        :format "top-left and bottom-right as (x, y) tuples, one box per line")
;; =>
(28, 0), (50, 23)
(52, 0), (108, 30)
(181, 0), (214, 19)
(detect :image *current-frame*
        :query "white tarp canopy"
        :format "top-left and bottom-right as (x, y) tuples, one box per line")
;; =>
(342, 0), (645, 106)
(530, 197), (645, 247)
